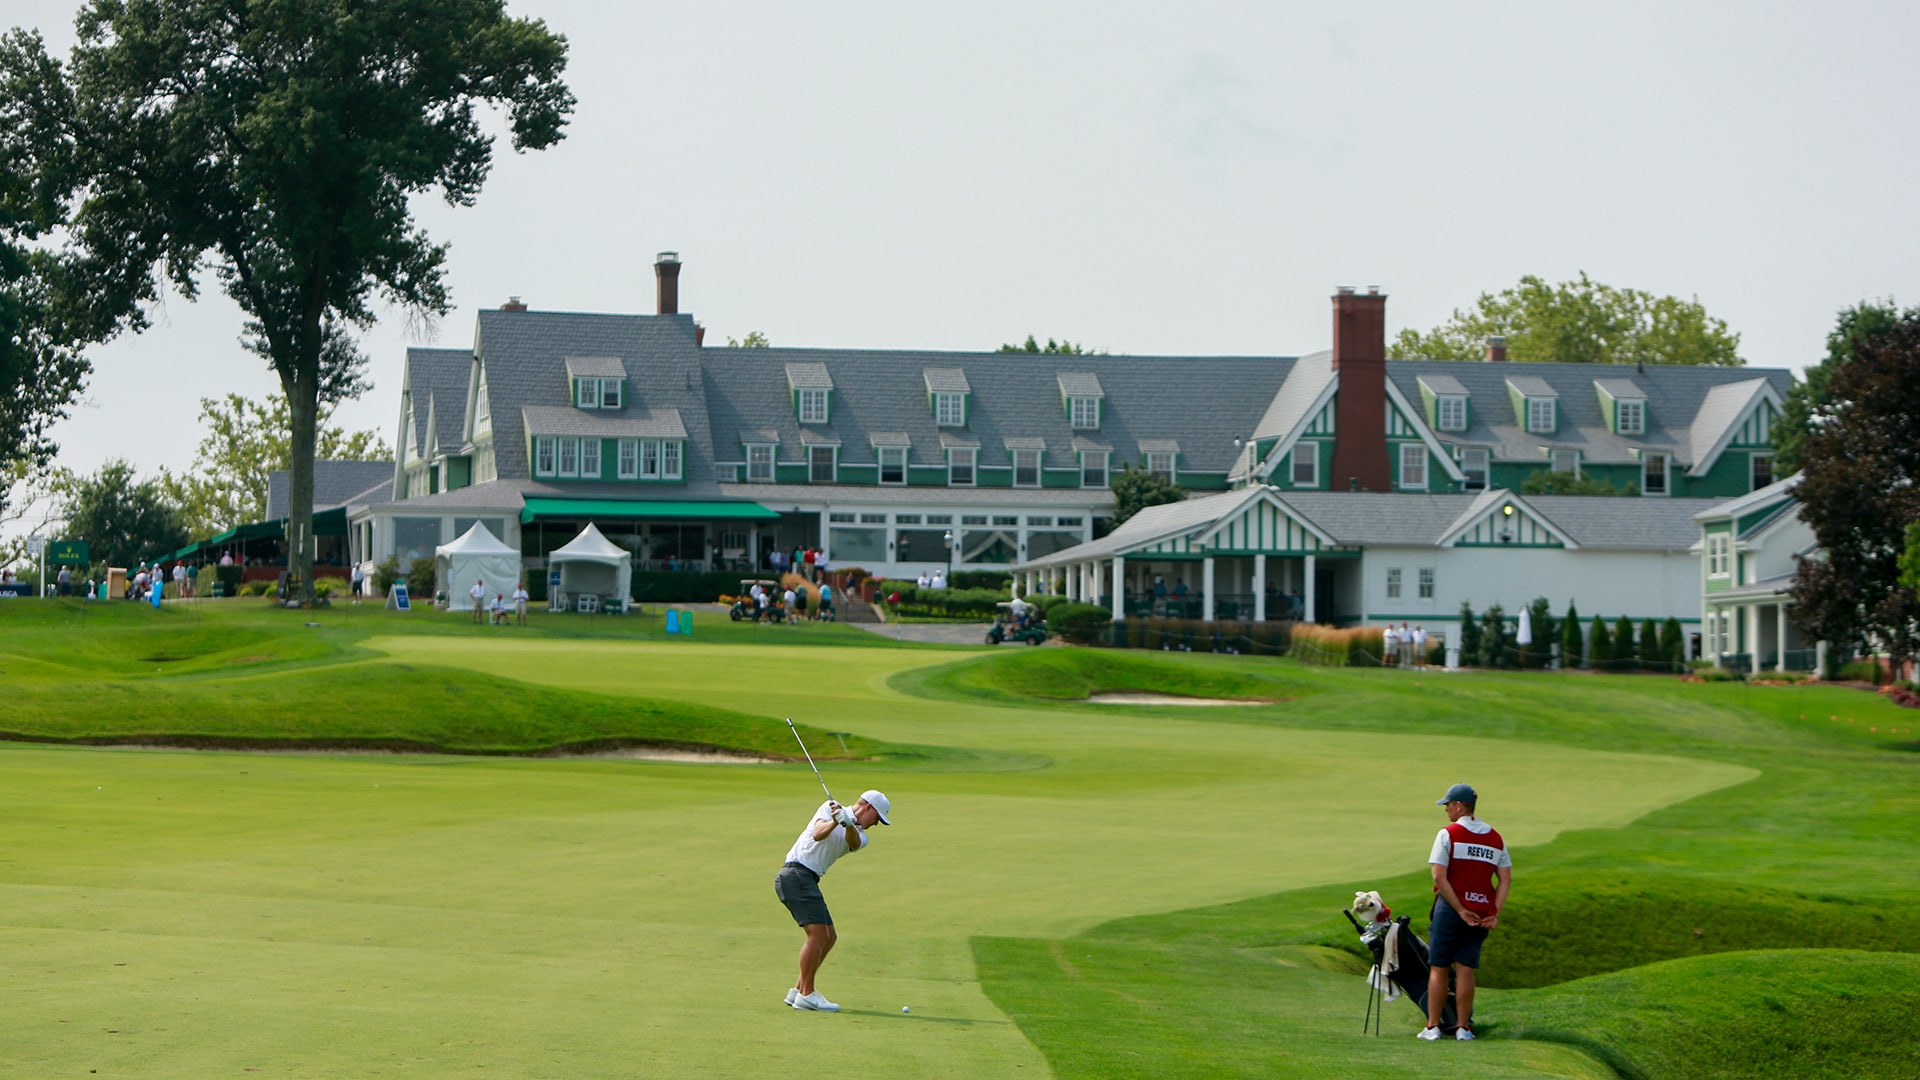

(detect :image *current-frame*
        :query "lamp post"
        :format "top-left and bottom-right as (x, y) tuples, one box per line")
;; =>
(943, 529), (955, 579)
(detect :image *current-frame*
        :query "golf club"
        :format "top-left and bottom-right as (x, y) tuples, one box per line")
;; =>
(785, 718), (835, 803)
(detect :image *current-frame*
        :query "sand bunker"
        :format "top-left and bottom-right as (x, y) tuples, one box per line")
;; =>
(1085, 692), (1272, 706)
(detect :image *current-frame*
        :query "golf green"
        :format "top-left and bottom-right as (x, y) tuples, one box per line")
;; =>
(0, 631), (1751, 1076)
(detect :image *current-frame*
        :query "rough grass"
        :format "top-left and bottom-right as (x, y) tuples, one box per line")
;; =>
(893, 646), (1312, 705)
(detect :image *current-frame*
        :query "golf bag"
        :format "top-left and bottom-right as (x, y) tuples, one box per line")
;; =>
(1344, 909), (1458, 1035)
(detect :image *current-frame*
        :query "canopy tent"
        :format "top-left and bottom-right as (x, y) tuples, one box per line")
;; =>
(435, 522), (523, 611)
(547, 522), (633, 609)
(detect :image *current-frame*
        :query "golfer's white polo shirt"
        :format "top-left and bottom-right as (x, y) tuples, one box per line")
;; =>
(784, 800), (871, 876)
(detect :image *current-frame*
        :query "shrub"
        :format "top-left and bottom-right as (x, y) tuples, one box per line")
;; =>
(1639, 618), (1661, 671)
(1457, 602), (1481, 666)
(1613, 614), (1636, 671)
(373, 556), (401, 597)
(1049, 602), (1113, 644)
(238, 579), (274, 597)
(1520, 597), (1556, 669)
(1289, 625), (1384, 667)
(313, 578), (340, 598)
(1838, 659), (1882, 683)
(949, 570), (1012, 591)
(1660, 618), (1685, 671)
(1697, 666), (1743, 682)
(1562, 600), (1584, 669)
(1590, 614), (1612, 670)
(628, 570), (737, 604)
(1479, 604), (1510, 668)
(406, 558), (437, 602)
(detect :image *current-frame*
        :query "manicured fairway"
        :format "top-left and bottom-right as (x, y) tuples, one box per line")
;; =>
(4, 622), (1743, 1076)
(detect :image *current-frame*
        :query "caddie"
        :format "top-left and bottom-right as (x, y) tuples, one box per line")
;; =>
(1420, 782), (1511, 1042)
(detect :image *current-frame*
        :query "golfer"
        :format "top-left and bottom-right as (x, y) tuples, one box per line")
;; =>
(774, 789), (892, 1012)
(1421, 782), (1511, 1041)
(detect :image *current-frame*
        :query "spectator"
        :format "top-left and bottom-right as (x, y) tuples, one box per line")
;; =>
(1413, 624), (1428, 668)
(219, 551), (234, 567)
(351, 563), (366, 602)
(469, 579), (487, 623)
(185, 560), (199, 598)
(783, 587), (798, 625)
(815, 551), (830, 579)
(490, 593), (507, 625)
(916, 571), (929, 588)
(818, 580), (834, 621)
(931, 571), (946, 590)
(57, 565), (72, 597)
(794, 584), (809, 621)
(1383, 623), (1400, 666)
(803, 547), (817, 582)
(513, 581), (530, 626)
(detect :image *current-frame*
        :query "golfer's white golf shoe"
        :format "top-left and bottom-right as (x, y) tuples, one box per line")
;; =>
(784, 988), (798, 1007)
(792, 990), (840, 1012)
(1416, 1025), (1442, 1040)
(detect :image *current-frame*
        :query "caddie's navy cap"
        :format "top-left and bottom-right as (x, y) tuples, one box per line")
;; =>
(1436, 783), (1478, 806)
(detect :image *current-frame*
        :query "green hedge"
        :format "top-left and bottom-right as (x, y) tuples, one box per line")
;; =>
(628, 570), (740, 604)
(1047, 602), (1113, 644)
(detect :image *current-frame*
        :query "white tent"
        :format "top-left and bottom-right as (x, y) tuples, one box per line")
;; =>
(549, 523), (633, 612)
(435, 522), (523, 611)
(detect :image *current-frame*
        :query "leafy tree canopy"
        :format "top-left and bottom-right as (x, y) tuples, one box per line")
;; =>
(1774, 299), (1914, 475)
(1, 0), (573, 599)
(58, 459), (188, 573)
(1520, 470), (1639, 497)
(1790, 310), (1920, 678)
(1000, 335), (1101, 355)
(1387, 273), (1743, 367)
(726, 331), (770, 348)
(1108, 462), (1185, 526)
(162, 393), (388, 537)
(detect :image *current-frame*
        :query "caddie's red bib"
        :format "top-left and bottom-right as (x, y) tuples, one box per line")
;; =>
(1436, 821), (1506, 916)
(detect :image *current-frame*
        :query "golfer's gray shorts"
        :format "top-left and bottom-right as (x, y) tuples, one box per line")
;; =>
(1428, 897), (1488, 968)
(775, 863), (832, 927)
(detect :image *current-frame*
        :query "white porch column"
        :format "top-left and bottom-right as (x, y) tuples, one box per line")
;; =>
(1111, 556), (1126, 622)
(1066, 563), (1079, 601)
(1202, 557), (1216, 621)
(1775, 604), (1788, 671)
(1303, 554), (1317, 624)
(1747, 603), (1761, 674)
(1253, 554), (1267, 621)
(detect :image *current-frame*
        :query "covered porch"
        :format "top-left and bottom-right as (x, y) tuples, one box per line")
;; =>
(518, 497), (783, 574)
(1705, 574), (1817, 673)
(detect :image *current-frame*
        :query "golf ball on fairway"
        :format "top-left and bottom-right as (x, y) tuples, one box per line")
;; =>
(902, 1006), (910, 1014)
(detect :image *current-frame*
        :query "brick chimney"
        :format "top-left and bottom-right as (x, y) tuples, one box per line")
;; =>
(655, 251), (681, 315)
(1329, 285), (1390, 492)
(500, 296), (527, 312)
(1486, 335), (1508, 362)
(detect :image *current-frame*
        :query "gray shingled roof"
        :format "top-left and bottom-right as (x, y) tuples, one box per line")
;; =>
(718, 482), (1112, 509)
(472, 308), (715, 492)
(1688, 378), (1774, 473)
(1057, 372), (1104, 397)
(520, 405), (688, 439)
(923, 367), (971, 394)
(1251, 350), (1332, 443)
(1416, 373), (1469, 397)
(402, 347), (474, 459)
(785, 362), (834, 390)
(267, 460), (397, 519)
(868, 431), (911, 447)
(1383, 360), (1793, 470)
(1505, 374), (1556, 398)
(1694, 472), (1802, 522)
(1003, 436), (1047, 450)
(565, 356), (627, 379)
(1138, 438), (1181, 453)
(1594, 377), (1646, 400)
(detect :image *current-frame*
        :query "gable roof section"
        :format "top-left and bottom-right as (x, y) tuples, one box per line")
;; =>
(1249, 351), (1336, 480)
(1693, 472), (1803, 523)
(923, 367), (971, 394)
(785, 362), (833, 390)
(1057, 372), (1104, 398)
(521, 405), (688, 440)
(267, 460), (398, 519)
(402, 347), (474, 460)
(1434, 489), (1578, 549)
(1382, 379), (1467, 482)
(565, 356), (627, 379)
(1687, 378), (1781, 477)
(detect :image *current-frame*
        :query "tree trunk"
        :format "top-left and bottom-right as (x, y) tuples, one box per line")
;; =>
(285, 369), (319, 606)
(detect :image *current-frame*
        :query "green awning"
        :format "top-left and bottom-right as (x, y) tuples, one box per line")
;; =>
(519, 498), (782, 524)
(313, 507), (349, 536)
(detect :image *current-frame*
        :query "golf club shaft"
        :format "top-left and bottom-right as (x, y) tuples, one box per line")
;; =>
(785, 718), (835, 803)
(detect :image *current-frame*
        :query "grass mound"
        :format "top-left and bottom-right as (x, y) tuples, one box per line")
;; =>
(896, 648), (1308, 706)
(1501, 950), (1920, 1080)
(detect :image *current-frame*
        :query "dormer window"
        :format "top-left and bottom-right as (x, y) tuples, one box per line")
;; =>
(934, 391), (965, 426)
(1617, 399), (1644, 434)
(1527, 398), (1555, 433)
(1508, 375), (1557, 434)
(926, 368), (971, 427)
(1059, 372), (1105, 430)
(600, 379), (621, 410)
(1070, 396), (1100, 429)
(786, 362), (834, 425)
(566, 357), (628, 411)
(1437, 395), (1467, 431)
(797, 388), (829, 424)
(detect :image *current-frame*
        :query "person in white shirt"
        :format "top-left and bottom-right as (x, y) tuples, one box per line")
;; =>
(931, 571), (946, 589)
(774, 789), (893, 1012)
(1413, 625), (1429, 668)
(489, 593), (507, 625)
(1382, 623), (1399, 665)
(172, 562), (187, 598)
(469, 579), (487, 623)
(917, 571), (930, 588)
(512, 583), (530, 625)
(783, 587), (798, 624)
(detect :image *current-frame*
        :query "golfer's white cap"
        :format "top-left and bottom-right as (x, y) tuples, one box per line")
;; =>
(859, 789), (892, 825)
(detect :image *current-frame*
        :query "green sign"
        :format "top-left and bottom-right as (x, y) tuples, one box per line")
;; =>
(48, 540), (89, 566)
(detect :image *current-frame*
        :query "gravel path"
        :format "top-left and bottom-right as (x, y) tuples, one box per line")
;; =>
(853, 621), (995, 645)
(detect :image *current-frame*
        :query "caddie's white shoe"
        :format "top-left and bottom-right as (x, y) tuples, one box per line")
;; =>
(792, 990), (840, 1012)
(1416, 1025), (1442, 1040)
(1456, 1024), (1476, 1041)
(784, 988), (798, 1007)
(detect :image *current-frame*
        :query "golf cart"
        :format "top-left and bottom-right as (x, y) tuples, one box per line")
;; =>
(728, 579), (782, 622)
(986, 601), (1048, 645)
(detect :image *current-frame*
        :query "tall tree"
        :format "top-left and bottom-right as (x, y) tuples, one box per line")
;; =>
(1790, 311), (1920, 680)
(1387, 273), (1743, 367)
(1773, 299), (1913, 475)
(999, 335), (1100, 355)
(1108, 462), (1185, 526)
(162, 393), (388, 536)
(59, 459), (188, 573)
(2, 1), (573, 601)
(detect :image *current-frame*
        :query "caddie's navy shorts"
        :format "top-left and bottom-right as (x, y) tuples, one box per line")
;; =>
(775, 862), (832, 927)
(1428, 897), (1488, 968)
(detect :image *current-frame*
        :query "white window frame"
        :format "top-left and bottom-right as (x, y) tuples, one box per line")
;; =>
(1527, 397), (1556, 433)
(1550, 449), (1581, 477)
(1013, 448), (1041, 488)
(1399, 444), (1427, 490)
(1146, 451), (1176, 485)
(1707, 533), (1730, 578)
(1642, 451), (1668, 496)
(797, 388), (829, 424)
(1080, 450), (1108, 489)
(662, 440), (682, 480)
(1290, 442), (1318, 487)
(534, 436), (556, 477)
(579, 378), (604, 409)
(618, 438), (639, 480)
(809, 445), (837, 483)
(557, 437), (579, 478)
(878, 446), (907, 485)
(1069, 396), (1099, 429)
(1386, 567), (1402, 599)
(580, 437), (601, 479)
(948, 446), (977, 487)
(934, 391), (965, 427)
(600, 379), (622, 410)
(641, 440), (660, 478)
(1419, 567), (1435, 599)
(1437, 396), (1467, 431)
(1460, 447), (1489, 492)
(746, 444), (774, 483)
(1617, 399), (1644, 435)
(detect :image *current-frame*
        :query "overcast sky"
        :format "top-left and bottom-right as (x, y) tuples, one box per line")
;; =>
(14, 0), (1919, 482)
